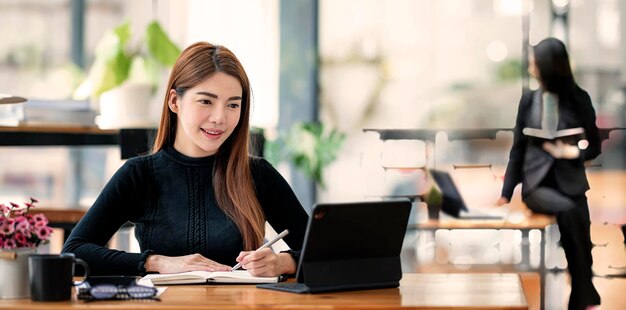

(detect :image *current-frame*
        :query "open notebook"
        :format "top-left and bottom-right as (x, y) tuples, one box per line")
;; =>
(522, 127), (584, 141)
(141, 270), (278, 285)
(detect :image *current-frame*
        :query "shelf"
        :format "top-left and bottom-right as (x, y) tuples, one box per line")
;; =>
(363, 128), (513, 141)
(381, 165), (426, 171)
(365, 194), (424, 202)
(444, 128), (511, 141)
(599, 127), (626, 141)
(0, 125), (119, 146)
(0, 125), (156, 159)
(365, 127), (626, 143)
(0, 125), (265, 158)
(363, 128), (437, 141)
(452, 164), (492, 169)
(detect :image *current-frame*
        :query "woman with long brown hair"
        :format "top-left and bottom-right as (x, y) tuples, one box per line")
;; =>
(63, 42), (308, 277)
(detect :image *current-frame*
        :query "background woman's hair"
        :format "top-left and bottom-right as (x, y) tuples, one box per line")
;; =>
(533, 37), (576, 95)
(152, 42), (264, 249)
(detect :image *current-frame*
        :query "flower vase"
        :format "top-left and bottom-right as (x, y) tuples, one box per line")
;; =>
(0, 247), (37, 299)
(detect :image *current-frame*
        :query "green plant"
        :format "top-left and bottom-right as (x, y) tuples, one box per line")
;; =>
(424, 185), (442, 207)
(423, 184), (443, 219)
(75, 20), (181, 99)
(264, 122), (345, 188)
(495, 58), (522, 82)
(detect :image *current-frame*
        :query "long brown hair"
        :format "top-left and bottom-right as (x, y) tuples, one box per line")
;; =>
(152, 42), (264, 250)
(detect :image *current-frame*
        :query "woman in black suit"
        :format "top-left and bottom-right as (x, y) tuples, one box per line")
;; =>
(497, 38), (601, 310)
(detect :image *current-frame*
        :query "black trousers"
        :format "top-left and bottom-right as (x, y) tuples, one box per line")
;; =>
(524, 187), (601, 310)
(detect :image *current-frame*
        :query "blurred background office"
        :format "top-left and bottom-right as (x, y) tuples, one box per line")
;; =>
(1, 0), (624, 208)
(0, 0), (625, 308)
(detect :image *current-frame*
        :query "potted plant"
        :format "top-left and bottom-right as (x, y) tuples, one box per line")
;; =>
(423, 184), (443, 220)
(0, 198), (53, 299)
(74, 20), (181, 128)
(264, 122), (345, 188)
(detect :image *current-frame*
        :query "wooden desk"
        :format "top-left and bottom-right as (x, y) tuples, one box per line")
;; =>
(0, 273), (527, 309)
(413, 212), (555, 310)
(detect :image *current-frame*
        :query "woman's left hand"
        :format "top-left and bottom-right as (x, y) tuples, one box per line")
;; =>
(235, 248), (296, 277)
(543, 140), (580, 159)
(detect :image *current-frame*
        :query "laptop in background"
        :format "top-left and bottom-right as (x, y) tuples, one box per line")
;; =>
(257, 199), (412, 293)
(429, 169), (503, 220)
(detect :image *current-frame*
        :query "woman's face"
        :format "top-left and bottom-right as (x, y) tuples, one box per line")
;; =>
(169, 72), (242, 157)
(528, 52), (540, 81)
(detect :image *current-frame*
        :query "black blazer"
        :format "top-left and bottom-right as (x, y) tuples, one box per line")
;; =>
(501, 87), (601, 200)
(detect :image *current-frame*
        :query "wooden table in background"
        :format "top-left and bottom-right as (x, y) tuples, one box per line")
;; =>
(0, 273), (527, 310)
(413, 211), (555, 310)
(417, 212), (555, 230)
(38, 208), (87, 242)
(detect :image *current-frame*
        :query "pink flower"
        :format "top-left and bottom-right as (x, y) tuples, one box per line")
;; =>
(32, 214), (48, 228)
(1, 198), (52, 249)
(14, 232), (27, 245)
(1, 218), (15, 235)
(0, 204), (9, 217)
(3, 238), (16, 249)
(12, 210), (25, 217)
(14, 218), (31, 237)
(35, 226), (52, 240)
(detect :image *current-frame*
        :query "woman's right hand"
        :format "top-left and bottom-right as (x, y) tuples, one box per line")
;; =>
(496, 197), (510, 206)
(543, 140), (580, 159)
(144, 253), (231, 274)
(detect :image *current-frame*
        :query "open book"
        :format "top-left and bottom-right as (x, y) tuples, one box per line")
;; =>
(522, 127), (584, 141)
(140, 270), (279, 285)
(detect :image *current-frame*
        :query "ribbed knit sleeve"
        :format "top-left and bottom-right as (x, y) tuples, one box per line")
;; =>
(62, 158), (150, 275)
(251, 158), (309, 255)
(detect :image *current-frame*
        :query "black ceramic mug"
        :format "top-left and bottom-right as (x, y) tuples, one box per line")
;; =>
(28, 253), (89, 301)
